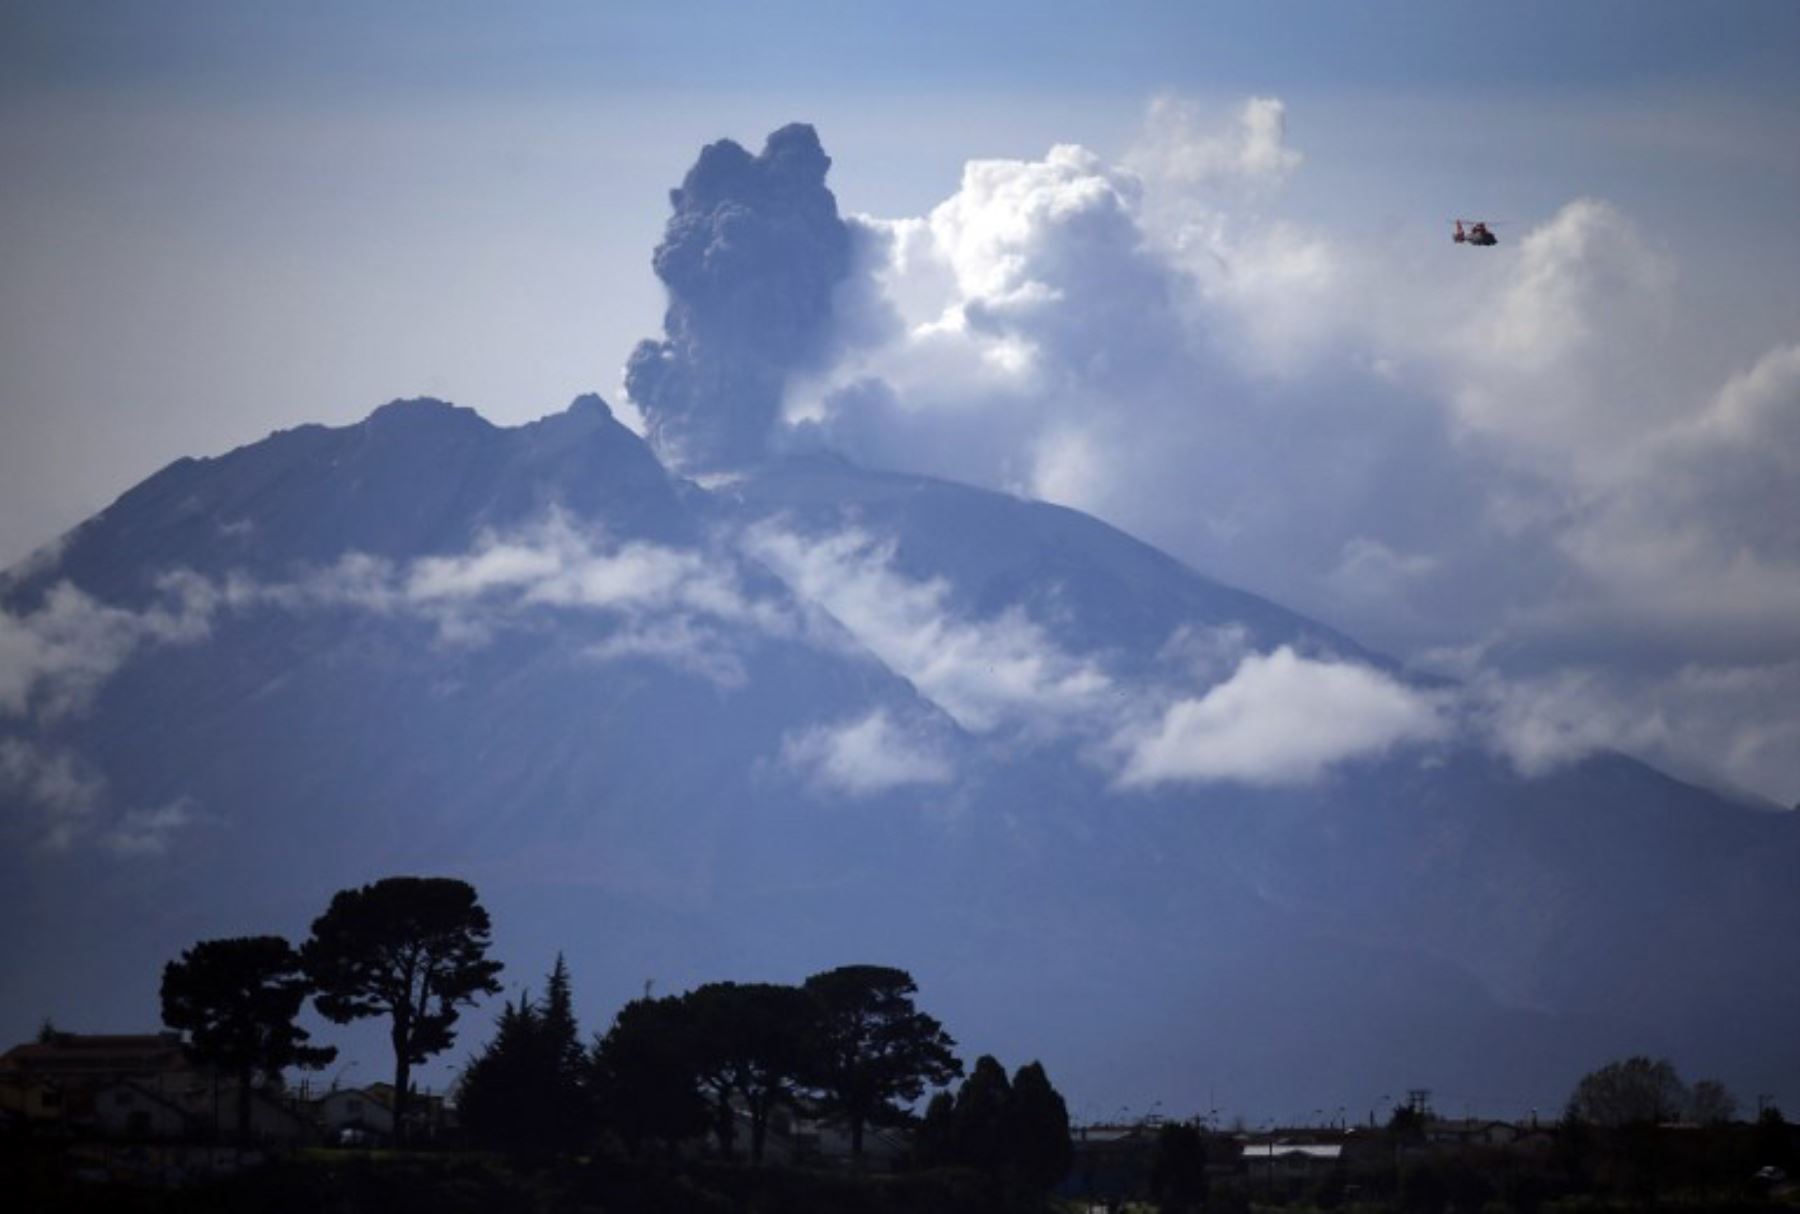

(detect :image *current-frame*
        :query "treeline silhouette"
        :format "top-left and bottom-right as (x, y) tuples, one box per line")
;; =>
(156, 875), (1075, 1209)
(461, 955), (1070, 1194)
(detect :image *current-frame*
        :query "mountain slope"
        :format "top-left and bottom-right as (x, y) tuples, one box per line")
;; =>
(3, 395), (1796, 1119)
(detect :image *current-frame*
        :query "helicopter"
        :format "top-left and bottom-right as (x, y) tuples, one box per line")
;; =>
(1452, 219), (1498, 247)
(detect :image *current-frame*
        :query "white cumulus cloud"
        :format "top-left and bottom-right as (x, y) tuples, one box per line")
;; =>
(744, 522), (1114, 735)
(1115, 646), (1448, 788)
(0, 737), (201, 855)
(781, 708), (954, 797)
(0, 576), (216, 719)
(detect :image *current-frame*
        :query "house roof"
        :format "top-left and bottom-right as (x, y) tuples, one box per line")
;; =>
(0, 1033), (189, 1078)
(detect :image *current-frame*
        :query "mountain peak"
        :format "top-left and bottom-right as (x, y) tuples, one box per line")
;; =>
(566, 392), (614, 421)
(364, 396), (495, 433)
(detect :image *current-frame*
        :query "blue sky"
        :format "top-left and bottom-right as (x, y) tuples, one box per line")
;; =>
(8, 2), (1797, 98)
(3, 1), (1799, 804)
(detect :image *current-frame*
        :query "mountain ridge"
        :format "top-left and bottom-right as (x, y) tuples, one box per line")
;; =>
(4, 390), (1797, 1120)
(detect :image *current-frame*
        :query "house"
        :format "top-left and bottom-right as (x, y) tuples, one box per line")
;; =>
(1241, 1141), (1345, 1183)
(355, 1081), (455, 1143)
(1068, 1122), (1158, 1201)
(89, 1081), (197, 1140)
(313, 1087), (395, 1144)
(202, 1084), (316, 1145)
(0, 1032), (195, 1097)
(0, 1030), (314, 1143)
(781, 1114), (912, 1170)
(1425, 1118), (1525, 1150)
(0, 1032), (209, 1131)
(0, 1074), (67, 1124)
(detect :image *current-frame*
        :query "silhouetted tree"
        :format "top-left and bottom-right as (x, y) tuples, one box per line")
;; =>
(458, 956), (590, 1154)
(589, 995), (708, 1158)
(929, 1054), (1071, 1205)
(160, 935), (336, 1140)
(1687, 1077), (1738, 1125)
(1755, 1104), (1791, 1169)
(1005, 1061), (1072, 1198)
(302, 876), (502, 1144)
(685, 983), (749, 1159)
(686, 982), (817, 1163)
(458, 994), (544, 1152)
(1552, 1109), (1594, 1188)
(916, 1089), (956, 1167)
(802, 964), (962, 1163)
(1387, 1101), (1428, 1137)
(537, 954), (589, 1142)
(1566, 1055), (1688, 1126)
(1151, 1122), (1209, 1214)
(948, 1055), (1011, 1173)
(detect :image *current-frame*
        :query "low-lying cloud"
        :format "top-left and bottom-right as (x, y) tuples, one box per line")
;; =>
(781, 708), (954, 797)
(1115, 646), (1449, 788)
(743, 521), (1114, 735)
(0, 576), (215, 719)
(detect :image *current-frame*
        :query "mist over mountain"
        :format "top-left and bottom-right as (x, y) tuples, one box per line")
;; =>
(4, 124), (1798, 1122)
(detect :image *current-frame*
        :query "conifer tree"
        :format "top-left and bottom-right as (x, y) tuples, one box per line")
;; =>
(458, 993), (544, 1152)
(458, 956), (590, 1154)
(1006, 1060), (1073, 1196)
(949, 1055), (1012, 1172)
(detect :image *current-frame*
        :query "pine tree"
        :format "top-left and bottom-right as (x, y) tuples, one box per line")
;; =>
(589, 995), (708, 1158)
(801, 965), (962, 1163)
(161, 935), (336, 1141)
(458, 993), (544, 1152)
(303, 877), (503, 1145)
(457, 956), (591, 1155)
(539, 954), (589, 1145)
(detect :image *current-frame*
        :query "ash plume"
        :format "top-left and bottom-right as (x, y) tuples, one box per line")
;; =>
(626, 123), (852, 470)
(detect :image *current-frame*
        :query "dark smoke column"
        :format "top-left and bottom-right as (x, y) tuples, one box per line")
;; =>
(626, 123), (852, 470)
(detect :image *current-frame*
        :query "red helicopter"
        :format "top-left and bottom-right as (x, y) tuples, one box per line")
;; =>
(1452, 219), (1498, 247)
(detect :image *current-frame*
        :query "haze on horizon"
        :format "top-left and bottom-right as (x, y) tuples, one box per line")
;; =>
(3, 0), (1799, 814)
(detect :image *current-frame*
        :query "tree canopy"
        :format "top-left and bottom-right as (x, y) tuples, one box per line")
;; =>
(1151, 1122), (1209, 1214)
(589, 994), (710, 1157)
(802, 964), (963, 1162)
(685, 981), (819, 1163)
(160, 935), (335, 1140)
(1005, 1061), (1072, 1196)
(930, 1054), (1072, 1204)
(302, 876), (503, 1143)
(1566, 1056), (1688, 1127)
